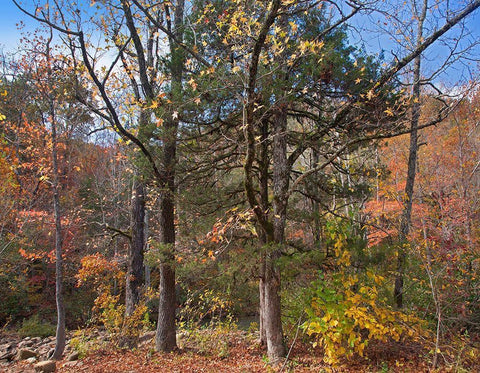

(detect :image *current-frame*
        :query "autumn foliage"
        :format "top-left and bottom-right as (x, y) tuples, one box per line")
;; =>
(1, 0), (480, 371)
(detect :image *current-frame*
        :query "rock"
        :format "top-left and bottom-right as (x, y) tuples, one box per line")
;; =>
(37, 346), (50, 356)
(66, 352), (79, 361)
(16, 348), (38, 360)
(18, 340), (35, 348)
(0, 350), (15, 361)
(138, 331), (155, 345)
(0, 342), (14, 350)
(62, 361), (78, 368)
(26, 356), (37, 363)
(34, 360), (56, 372)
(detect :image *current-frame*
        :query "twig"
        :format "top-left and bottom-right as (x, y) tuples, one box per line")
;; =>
(280, 313), (304, 372)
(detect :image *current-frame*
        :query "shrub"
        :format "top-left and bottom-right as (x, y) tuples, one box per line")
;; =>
(76, 253), (151, 347)
(178, 289), (233, 329)
(301, 219), (423, 365)
(178, 289), (237, 358)
(18, 314), (56, 338)
(69, 329), (106, 358)
(183, 317), (237, 358)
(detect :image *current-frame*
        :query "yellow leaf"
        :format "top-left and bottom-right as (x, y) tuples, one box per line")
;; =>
(188, 78), (198, 91)
(289, 21), (298, 33)
(384, 108), (394, 116)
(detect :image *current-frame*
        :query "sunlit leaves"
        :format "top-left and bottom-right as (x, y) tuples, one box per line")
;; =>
(303, 270), (422, 365)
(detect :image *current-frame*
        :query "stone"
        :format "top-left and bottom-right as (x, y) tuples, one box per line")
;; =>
(18, 340), (34, 348)
(139, 331), (155, 344)
(34, 360), (56, 373)
(62, 361), (77, 367)
(37, 346), (50, 356)
(0, 350), (15, 361)
(66, 352), (79, 361)
(0, 342), (14, 350)
(16, 348), (38, 360)
(26, 356), (37, 363)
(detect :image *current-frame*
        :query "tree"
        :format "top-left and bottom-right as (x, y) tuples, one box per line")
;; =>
(197, 0), (480, 361)
(13, 0), (480, 363)
(365, 0), (480, 309)
(13, 0), (190, 351)
(1, 25), (96, 357)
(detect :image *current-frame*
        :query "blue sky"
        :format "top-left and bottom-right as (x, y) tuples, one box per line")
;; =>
(0, 2), (29, 52)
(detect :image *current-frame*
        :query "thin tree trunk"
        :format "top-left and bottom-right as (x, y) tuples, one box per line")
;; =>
(51, 114), (66, 360)
(394, 0), (427, 309)
(42, 29), (66, 361)
(311, 148), (321, 247)
(259, 275), (266, 345)
(258, 120), (269, 346)
(144, 209), (151, 290)
(51, 121), (66, 360)
(126, 179), (145, 316)
(423, 219), (440, 369)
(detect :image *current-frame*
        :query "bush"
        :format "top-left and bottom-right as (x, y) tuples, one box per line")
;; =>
(301, 219), (423, 365)
(76, 253), (151, 348)
(178, 289), (237, 358)
(69, 329), (106, 358)
(18, 314), (56, 338)
(181, 317), (237, 358)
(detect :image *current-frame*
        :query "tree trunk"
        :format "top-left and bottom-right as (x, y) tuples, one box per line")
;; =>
(264, 107), (289, 361)
(126, 180), (145, 316)
(41, 30), (66, 360)
(311, 148), (321, 247)
(155, 0), (184, 352)
(241, 0), (283, 360)
(394, 0), (426, 309)
(144, 209), (151, 290)
(258, 120), (269, 346)
(258, 275), (267, 345)
(156, 261), (176, 351)
(155, 160), (177, 351)
(50, 103), (65, 360)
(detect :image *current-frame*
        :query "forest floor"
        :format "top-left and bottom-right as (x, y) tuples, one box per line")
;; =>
(5, 329), (479, 372)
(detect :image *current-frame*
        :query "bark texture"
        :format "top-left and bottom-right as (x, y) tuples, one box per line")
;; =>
(155, 0), (185, 352)
(126, 180), (145, 316)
